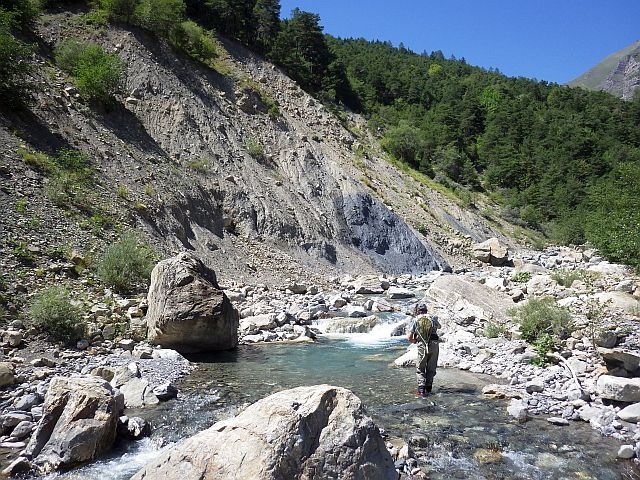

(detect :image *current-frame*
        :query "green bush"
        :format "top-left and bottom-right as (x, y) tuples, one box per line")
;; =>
(0, 9), (35, 101)
(169, 20), (216, 63)
(55, 39), (125, 102)
(245, 137), (264, 159)
(551, 268), (597, 288)
(98, 0), (139, 23)
(511, 271), (532, 283)
(508, 297), (572, 343)
(135, 0), (185, 34)
(97, 232), (156, 293)
(484, 321), (508, 339)
(28, 286), (84, 342)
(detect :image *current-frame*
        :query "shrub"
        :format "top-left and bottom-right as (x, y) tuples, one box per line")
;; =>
(484, 321), (508, 339)
(55, 39), (125, 102)
(0, 9), (35, 102)
(511, 271), (532, 283)
(135, 0), (185, 34)
(551, 269), (598, 288)
(508, 297), (572, 343)
(98, 0), (139, 23)
(97, 232), (156, 293)
(169, 20), (216, 63)
(12, 241), (36, 265)
(531, 333), (555, 366)
(245, 137), (264, 159)
(28, 286), (84, 342)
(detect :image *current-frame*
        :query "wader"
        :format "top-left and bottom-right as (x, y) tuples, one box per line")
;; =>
(414, 316), (439, 391)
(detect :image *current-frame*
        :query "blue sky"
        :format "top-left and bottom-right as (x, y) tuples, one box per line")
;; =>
(279, 0), (640, 84)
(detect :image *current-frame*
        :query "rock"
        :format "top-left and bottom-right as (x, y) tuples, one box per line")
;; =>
(525, 379), (545, 394)
(131, 385), (396, 480)
(426, 274), (514, 323)
(0, 362), (15, 387)
(329, 295), (348, 308)
(472, 237), (509, 266)
(91, 366), (115, 382)
(596, 375), (640, 402)
(507, 399), (528, 422)
(547, 417), (569, 426)
(118, 339), (135, 351)
(146, 252), (239, 353)
(526, 275), (556, 296)
(595, 330), (618, 348)
(593, 292), (640, 313)
(121, 416), (151, 440)
(1, 456), (31, 476)
(14, 393), (41, 411)
(241, 314), (277, 332)
(385, 287), (414, 299)
(153, 383), (178, 401)
(76, 339), (90, 350)
(353, 276), (386, 294)
(10, 420), (34, 439)
(341, 305), (369, 318)
(5, 331), (23, 347)
(1, 413), (31, 429)
(598, 348), (640, 373)
(394, 345), (418, 367)
(286, 283), (307, 294)
(618, 403), (640, 423)
(588, 262), (629, 276)
(24, 376), (121, 473)
(321, 315), (379, 334)
(617, 445), (635, 459)
(118, 377), (159, 408)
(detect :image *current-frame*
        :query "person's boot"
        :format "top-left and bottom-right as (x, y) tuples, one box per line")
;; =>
(417, 385), (427, 397)
(424, 385), (432, 394)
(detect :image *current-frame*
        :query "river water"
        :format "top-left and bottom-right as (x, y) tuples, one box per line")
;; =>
(47, 311), (640, 480)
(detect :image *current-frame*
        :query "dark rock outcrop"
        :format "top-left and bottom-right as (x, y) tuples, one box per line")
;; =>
(146, 252), (239, 353)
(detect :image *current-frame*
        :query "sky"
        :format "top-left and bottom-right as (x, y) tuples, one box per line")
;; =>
(279, 0), (640, 84)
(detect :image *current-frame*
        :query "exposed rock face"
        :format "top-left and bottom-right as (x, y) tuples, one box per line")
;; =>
(146, 252), (239, 353)
(131, 385), (397, 480)
(24, 376), (121, 474)
(596, 375), (640, 402)
(426, 274), (515, 323)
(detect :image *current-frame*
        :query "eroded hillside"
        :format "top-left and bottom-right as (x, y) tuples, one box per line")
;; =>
(1, 10), (516, 286)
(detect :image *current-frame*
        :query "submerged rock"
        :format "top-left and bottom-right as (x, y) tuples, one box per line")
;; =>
(131, 385), (397, 480)
(146, 252), (239, 353)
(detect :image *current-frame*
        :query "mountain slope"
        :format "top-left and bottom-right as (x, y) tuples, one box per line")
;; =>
(1, 11), (517, 287)
(568, 40), (640, 100)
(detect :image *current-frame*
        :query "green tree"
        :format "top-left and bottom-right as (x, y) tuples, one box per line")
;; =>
(270, 8), (334, 92)
(0, 9), (35, 102)
(251, 0), (280, 52)
(586, 162), (640, 269)
(99, 0), (140, 23)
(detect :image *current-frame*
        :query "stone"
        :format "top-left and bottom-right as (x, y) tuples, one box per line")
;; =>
(385, 287), (415, 299)
(485, 277), (506, 290)
(341, 305), (369, 318)
(146, 252), (239, 353)
(595, 330), (618, 348)
(117, 377), (159, 408)
(91, 366), (115, 382)
(617, 445), (635, 459)
(10, 420), (34, 439)
(131, 385), (397, 480)
(547, 417), (569, 426)
(525, 379), (545, 394)
(1, 457), (31, 476)
(5, 331), (23, 347)
(593, 292), (640, 313)
(14, 393), (41, 411)
(76, 339), (90, 350)
(24, 376), (121, 474)
(0, 362), (15, 388)
(123, 416), (151, 440)
(426, 274), (514, 324)
(353, 276), (386, 294)
(618, 403), (640, 423)
(118, 339), (135, 351)
(1, 413), (32, 429)
(394, 345), (418, 367)
(321, 315), (380, 334)
(598, 348), (640, 373)
(329, 295), (348, 308)
(526, 275), (556, 296)
(472, 237), (509, 266)
(286, 283), (307, 294)
(241, 314), (277, 331)
(153, 383), (178, 401)
(507, 399), (529, 422)
(596, 375), (640, 402)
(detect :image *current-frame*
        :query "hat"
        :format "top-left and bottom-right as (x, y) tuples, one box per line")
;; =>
(415, 303), (428, 314)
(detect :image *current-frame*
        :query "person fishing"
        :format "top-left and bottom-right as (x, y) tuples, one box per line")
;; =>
(407, 303), (440, 397)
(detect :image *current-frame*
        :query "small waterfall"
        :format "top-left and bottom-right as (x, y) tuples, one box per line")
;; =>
(315, 310), (410, 348)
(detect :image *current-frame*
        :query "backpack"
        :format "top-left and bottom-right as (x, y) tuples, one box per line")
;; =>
(415, 315), (435, 343)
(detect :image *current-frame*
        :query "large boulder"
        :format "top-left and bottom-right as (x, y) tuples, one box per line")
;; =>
(426, 274), (515, 323)
(24, 376), (121, 474)
(131, 385), (397, 480)
(0, 362), (15, 388)
(596, 375), (640, 402)
(321, 315), (380, 334)
(472, 237), (509, 266)
(146, 252), (239, 353)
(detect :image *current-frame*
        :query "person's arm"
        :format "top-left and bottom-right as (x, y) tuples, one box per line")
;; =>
(407, 319), (417, 343)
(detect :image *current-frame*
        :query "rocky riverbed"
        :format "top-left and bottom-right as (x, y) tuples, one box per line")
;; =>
(0, 242), (639, 477)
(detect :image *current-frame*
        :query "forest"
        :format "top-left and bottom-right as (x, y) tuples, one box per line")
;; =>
(1, 0), (639, 268)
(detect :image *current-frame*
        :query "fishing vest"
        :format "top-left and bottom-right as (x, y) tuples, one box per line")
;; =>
(415, 315), (436, 343)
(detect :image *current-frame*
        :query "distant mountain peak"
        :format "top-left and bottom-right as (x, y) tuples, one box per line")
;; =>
(568, 40), (640, 100)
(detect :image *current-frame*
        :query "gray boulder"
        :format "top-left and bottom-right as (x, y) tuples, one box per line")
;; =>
(0, 362), (15, 388)
(426, 274), (514, 323)
(618, 403), (640, 423)
(131, 385), (397, 480)
(472, 237), (509, 266)
(146, 252), (239, 353)
(322, 315), (380, 334)
(596, 375), (640, 402)
(24, 376), (121, 473)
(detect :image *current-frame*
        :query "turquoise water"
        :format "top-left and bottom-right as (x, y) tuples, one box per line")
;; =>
(48, 336), (640, 479)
